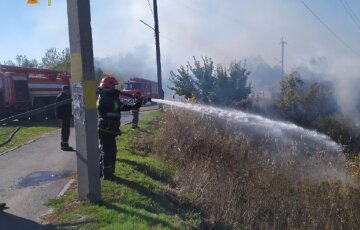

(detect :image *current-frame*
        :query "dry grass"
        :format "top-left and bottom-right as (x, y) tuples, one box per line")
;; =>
(154, 110), (360, 229)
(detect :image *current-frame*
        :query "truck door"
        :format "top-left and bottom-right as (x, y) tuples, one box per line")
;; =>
(12, 75), (31, 108)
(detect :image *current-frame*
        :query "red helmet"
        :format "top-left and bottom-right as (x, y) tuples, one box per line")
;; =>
(100, 75), (118, 88)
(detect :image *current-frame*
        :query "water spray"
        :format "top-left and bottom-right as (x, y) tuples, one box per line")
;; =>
(153, 99), (358, 185)
(153, 99), (342, 152)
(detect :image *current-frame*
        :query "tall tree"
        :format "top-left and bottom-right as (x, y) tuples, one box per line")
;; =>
(3, 55), (38, 68)
(42, 48), (70, 73)
(276, 72), (338, 125)
(170, 56), (252, 105)
(214, 61), (252, 105)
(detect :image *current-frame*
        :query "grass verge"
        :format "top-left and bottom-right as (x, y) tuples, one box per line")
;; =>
(43, 112), (203, 229)
(0, 120), (59, 153)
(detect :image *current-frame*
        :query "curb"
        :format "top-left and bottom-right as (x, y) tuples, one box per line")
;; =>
(39, 178), (76, 224)
(58, 179), (75, 197)
(51, 121), (133, 202)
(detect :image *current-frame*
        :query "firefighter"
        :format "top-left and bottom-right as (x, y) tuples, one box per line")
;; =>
(97, 75), (142, 180)
(131, 92), (143, 129)
(55, 85), (73, 151)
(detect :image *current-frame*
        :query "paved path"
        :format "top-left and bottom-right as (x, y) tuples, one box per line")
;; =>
(0, 112), (137, 229)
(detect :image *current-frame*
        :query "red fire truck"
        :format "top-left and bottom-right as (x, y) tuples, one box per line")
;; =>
(121, 77), (159, 100)
(0, 65), (70, 119)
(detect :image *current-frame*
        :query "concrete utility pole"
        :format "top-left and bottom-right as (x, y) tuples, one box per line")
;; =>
(153, 0), (164, 99)
(67, 0), (100, 202)
(280, 37), (287, 78)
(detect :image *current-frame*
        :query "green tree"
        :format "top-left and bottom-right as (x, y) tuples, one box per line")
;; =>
(42, 48), (70, 73)
(16, 55), (39, 67)
(276, 72), (337, 126)
(170, 56), (252, 105)
(169, 67), (196, 99)
(170, 57), (215, 102)
(214, 61), (252, 106)
(3, 60), (16, 66)
(3, 55), (38, 68)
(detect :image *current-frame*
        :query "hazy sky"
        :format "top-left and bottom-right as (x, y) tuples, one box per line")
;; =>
(0, 0), (359, 79)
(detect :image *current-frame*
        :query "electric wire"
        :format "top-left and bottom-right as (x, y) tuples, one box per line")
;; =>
(338, 0), (360, 31)
(147, 0), (154, 16)
(299, 0), (360, 56)
(343, 0), (360, 24)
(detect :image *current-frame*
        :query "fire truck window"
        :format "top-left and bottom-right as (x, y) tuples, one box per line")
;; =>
(13, 80), (30, 102)
(124, 83), (146, 89)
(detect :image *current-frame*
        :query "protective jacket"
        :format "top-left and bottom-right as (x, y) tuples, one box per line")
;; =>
(55, 92), (72, 119)
(96, 88), (133, 135)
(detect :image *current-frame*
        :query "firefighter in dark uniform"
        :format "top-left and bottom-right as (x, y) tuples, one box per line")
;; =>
(97, 75), (141, 180)
(131, 92), (143, 129)
(55, 85), (73, 151)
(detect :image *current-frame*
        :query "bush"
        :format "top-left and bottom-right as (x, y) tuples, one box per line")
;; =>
(154, 110), (360, 229)
(276, 72), (338, 127)
(315, 116), (360, 155)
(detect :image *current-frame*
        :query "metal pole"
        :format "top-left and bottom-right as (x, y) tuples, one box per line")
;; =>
(153, 0), (164, 99)
(66, 0), (100, 202)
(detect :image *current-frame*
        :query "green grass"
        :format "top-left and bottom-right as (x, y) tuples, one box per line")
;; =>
(140, 105), (160, 112)
(46, 112), (203, 230)
(0, 120), (59, 153)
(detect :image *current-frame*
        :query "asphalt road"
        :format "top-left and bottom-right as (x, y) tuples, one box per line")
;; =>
(0, 112), (136, 229)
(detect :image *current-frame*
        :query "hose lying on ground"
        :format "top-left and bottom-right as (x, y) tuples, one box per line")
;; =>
(0, 127), (21, 147)
(0, 98), (72, 125)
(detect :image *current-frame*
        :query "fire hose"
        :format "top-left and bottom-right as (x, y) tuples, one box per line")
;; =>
(0, 93), (151, 147)
(0, 99), (73, 125)
(0, 127), (21, 148)
(0, 99), (73, 148)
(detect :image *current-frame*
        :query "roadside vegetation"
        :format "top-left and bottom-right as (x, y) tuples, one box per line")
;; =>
(155, 110), (360, 229)
(44, 112), (204, 229)
(0, 120), (58, 153)
(44, 110), (360, 229)
(170, 56), (360, 156)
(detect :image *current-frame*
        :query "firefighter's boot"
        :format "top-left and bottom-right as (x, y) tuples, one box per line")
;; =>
(61, 142), (74, 151)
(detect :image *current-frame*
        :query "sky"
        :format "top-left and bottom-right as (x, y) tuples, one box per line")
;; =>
(0, 0), (359, 113)
(0, 1), (359, 71)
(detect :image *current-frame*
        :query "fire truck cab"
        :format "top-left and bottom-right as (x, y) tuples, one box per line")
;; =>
(0, 65), (70, 119)
(121, 77), (159, 100)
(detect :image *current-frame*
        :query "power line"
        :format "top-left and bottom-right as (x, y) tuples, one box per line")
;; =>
(343, 0), (360, 24)
(338, 0), (360, 31)
(146, 0), (154, 16)
(299, 0), (360, 56)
